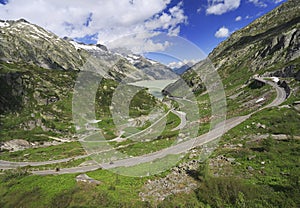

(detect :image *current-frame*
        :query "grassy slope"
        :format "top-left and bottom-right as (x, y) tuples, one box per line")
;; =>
(0, 169), (152, 208)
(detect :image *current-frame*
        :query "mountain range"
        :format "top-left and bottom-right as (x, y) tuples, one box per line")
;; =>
(0, 0), (299, 207)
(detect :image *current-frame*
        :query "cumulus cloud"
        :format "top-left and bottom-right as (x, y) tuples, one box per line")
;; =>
(248, 0), (267, 7)
(167, 59), (199, 69)
(235, 16), (242, 21)
(206, 0), (241, 15)
(215, 26), (230, 38)
(0, 0), (187, 53)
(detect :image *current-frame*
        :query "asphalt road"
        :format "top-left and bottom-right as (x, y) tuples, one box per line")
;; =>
(255, 77), (286, 109)
(0, 77), (287, 175)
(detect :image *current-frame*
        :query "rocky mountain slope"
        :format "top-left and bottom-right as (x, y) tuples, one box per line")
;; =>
(0, 18), (176, 81)
(210, 0), (300, 73)
(0, 19), (86, 71)
(152, 1), (300, 206)
(0, 20), (164, 145)
(69, 41), (178, 81)
(165, 0), (300, 97)
(123, 53), (178, 80)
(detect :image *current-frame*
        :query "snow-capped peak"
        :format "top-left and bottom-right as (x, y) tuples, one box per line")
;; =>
(71, 41), (101, 51)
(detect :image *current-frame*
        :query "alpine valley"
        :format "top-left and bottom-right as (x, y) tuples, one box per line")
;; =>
(0, 0), (299, 207)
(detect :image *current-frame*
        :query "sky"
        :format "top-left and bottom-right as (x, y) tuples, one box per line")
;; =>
(0, 0), (286, 68)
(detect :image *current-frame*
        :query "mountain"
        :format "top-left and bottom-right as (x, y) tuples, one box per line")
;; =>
(172, 64), (191, 75)
(0, 19), (86, 71)
(0, 18), (176, 82)
(0, 19), (163, 143)
(69, 41), (178, 81)
(0, 1), (300, 207)
(171, 60), (198, 75)
(209, 0), (300, 74)
(123, 53), (178, 80)
(164, 0), (300, 97)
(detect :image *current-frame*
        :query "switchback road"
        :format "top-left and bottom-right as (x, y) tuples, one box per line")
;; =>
(0, 77), (287, 175)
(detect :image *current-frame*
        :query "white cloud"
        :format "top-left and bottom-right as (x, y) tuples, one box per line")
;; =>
(206, 0), (241, 15)
(248, 0), (267, 7)
(0, 0), (187, 53)
(167, 59), (199, 69)
(197, 8), (202, 13)
(107, 32), (171, 53)
(274, 0), (283, 3)
(235, 16), (242, 21)
(215, 26), (230, 38)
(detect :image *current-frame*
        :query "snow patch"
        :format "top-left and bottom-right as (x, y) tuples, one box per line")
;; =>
(271, 77), (279, 83)
(125, 54), (142, 64)
(255, 98), (265, 103)
(70, 41), (103, 51)
(0, 21), (10, 27)
(148, 59), (158, 65)
(18, 22), (52, 39)
(125, 57), (138, 65)
(127, 54), (140, 60)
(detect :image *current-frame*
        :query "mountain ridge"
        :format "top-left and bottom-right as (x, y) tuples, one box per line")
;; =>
(164, 0), (300, 97)
(0, 19), (86, 71)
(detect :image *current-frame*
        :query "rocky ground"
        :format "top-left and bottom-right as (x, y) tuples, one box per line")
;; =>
(139, 149), (203, 202)
(0, 139), (64, 152)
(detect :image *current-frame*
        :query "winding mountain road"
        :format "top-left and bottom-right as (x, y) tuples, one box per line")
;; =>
(0, 77), (287, 175)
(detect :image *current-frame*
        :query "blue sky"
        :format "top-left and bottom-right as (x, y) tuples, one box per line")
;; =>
(179, 0), (286, 54)
(0, 0), (286, 67)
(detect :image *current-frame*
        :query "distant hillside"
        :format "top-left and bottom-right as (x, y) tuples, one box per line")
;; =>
(69, 41), (178, 81)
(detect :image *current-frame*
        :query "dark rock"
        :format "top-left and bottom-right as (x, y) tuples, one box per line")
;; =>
(249, 79), (265, 89)
(278, 80), (291, 97)
(96, 44), (108, 51)
(47, 96), (59, 104)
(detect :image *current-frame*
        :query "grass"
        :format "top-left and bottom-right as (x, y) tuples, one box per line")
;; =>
(0, 38), (298, 207)
(117, 135), (177, 157)
(24, 157), (92, 172)
(0, 63), (77, 142)
(113, 111), (181, 157)
(0, 142), (85, 162)
(226, 80), (276, 117)
(281, 77), (300, 105)
(0, 62), (163, 144)
(112, 154), (183, 177)
(0, 173), (78, 208)
(0, 167), (155, 207)
(200, 106), (300, 207)
(164, 111), (181, 129)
